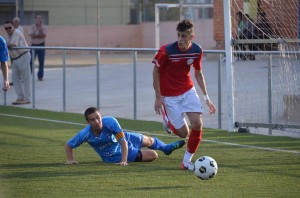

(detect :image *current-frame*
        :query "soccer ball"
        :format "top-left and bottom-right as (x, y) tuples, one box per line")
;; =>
(194, 156), (218, 180)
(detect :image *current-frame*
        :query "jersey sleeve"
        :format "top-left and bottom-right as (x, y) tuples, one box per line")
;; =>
(193, 47), (203, 71)
(103, 117), (125, 142)
(152, 46), (168, 69)
(67, 126), (90, 148)
(0, 37), (8, 62)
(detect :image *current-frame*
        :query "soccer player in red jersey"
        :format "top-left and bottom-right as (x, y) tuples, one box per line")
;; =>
(152, 19), (216, 170)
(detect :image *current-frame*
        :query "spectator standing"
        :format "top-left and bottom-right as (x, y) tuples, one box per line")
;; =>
(236, 12), (257, 60)
(29, 15), (47, 81)
(12, 17), (24, 34)
(235, 11), (247, 60)
(4, 21), (31, 105)
(243, 14), (257, 59)
(0, 35), (10, 91)
(256, 12), (275, 51)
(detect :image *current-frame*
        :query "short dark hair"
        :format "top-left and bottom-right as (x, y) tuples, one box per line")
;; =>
(176, 19), (194, 34)
(5, 20), (13, 25)
(84, 107), (99, 121)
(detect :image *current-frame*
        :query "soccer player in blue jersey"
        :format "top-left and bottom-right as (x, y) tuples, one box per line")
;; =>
(65, 107), (185, 165)
(152, 20), (216, 170)
(0, 35), (10, 91)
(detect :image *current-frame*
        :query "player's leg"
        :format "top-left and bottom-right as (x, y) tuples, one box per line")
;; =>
(125, 132), (158, 162)
(143, 135), (185, 155)
(139, 150), (158, 162)
(182, 112), (203, 170)
(163, 96), (190, 138)
(180, 87), (203, 170)
(162, 105), (178, 135)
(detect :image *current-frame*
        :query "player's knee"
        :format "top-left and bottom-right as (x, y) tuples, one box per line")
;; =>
(147, 151), (158, 161)
(142, 150), (158, 162)
(149, 137), (154, 146)
(191, 120), (203, 130)
(177, 125), (189, 138)
(177, 132), (188, 138)
(142, 136), (154, 147)
(152, 151), (158, 161)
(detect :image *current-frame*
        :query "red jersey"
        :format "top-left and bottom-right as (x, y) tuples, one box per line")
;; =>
(152, 41), (202, 96)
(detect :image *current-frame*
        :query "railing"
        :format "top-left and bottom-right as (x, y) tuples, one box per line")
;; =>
(3, 46), (300, 135)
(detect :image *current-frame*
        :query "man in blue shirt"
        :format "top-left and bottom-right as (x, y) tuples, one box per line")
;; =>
(0, 34), (10, 91)
(65, 107), (185, 165)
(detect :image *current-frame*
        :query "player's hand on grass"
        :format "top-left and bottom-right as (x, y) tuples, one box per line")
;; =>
(206, 100), (216, 115)
(65, 160), (78, 165)
(117, 161), (128, 166)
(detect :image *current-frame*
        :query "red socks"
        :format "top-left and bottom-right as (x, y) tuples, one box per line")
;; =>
(187, 129), (202, 154)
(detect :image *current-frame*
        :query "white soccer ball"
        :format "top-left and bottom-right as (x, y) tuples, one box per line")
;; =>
(194, 156), (218, 180)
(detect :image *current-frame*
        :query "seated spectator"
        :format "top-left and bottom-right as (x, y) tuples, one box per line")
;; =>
(255, 12), (276, 51)
(235, 12), (257, 60)
(244, 14), (258, 58)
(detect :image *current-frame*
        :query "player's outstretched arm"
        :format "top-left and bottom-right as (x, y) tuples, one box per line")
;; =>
(206, 100), (216, 115)
(194, 69), (217, 115)
(153, 66), (164, 115)
(117, 139), (128, 166)
(65, 143), (78, 165)
(1, 62), (10, 91)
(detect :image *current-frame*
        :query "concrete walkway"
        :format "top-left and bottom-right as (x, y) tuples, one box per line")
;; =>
(1, 54), (299, 137)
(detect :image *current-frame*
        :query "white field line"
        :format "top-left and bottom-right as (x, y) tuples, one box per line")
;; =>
(1, 113), (300, 155)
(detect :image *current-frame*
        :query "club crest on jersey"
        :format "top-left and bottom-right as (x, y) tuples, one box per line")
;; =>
(187, 58), (194, 65)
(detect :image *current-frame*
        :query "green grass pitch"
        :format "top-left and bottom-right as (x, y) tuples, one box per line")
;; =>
(0, 106), (299, 198)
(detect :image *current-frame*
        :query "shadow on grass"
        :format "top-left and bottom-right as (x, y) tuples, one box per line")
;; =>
(128, 186), (189, 191)
(0, 161), (186, 180)
(0, 170), (112, 179)
(0, 161), (111, 179)
(0, 161), (101, 169)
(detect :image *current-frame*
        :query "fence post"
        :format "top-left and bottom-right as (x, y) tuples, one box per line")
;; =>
(96, 51), (100, 109)
(218, 53), (223, 129)
(3, 90), (6, 105)
(133, 51), (137, 120)
(31, 49), (35, 108)
(62, 50), (66, 112)
(268, 54), (273, 135)
(223, 0), (235, 132)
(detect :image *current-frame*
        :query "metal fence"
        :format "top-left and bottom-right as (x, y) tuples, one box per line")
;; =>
(2, 46), (300, 137)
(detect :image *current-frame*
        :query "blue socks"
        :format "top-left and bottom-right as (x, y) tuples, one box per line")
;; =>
(148, 137), (167, 151)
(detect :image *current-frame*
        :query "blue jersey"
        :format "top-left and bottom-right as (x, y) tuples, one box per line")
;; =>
(67, 116), (143, 163)
(0, 35), (9, 62)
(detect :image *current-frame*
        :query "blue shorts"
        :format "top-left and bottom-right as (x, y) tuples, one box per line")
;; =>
(125, 131), (143, 162)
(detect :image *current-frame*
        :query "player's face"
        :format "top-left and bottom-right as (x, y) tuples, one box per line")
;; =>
(87, 111), (103, 133)
(4, 24), (14, 35)
(35, 15), (43, 25)
(177, 30), (194, 51)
